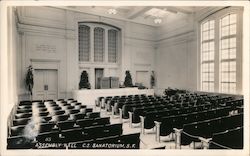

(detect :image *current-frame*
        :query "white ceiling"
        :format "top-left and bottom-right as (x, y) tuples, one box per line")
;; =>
(56, 6), (207, 27)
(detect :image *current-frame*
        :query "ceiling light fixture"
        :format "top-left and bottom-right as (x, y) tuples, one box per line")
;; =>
(107, 8), (117, 15)
(154, 18), (162, 24)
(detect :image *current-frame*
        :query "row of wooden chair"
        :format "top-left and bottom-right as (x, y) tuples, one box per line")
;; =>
(98, 93), (237, 124)
(176, 113), (243, 149)
(8, 123), (125, 149)
(142, 106), (233, 136)
(10, 112), (102, 137)
(208, 127), (243, 149)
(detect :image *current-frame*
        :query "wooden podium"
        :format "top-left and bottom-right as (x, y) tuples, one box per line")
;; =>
(110, 77), (119, 88)
(99, 77), (119, 89)
(99, 77), (110, 89)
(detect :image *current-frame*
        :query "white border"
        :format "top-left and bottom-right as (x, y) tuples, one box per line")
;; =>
(0, 1), (249, 156)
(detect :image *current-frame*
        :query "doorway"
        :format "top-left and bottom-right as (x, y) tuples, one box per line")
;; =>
(33, 69), (58, 100)
(136, 71), (149, 88)
(95, 68), (104, 89)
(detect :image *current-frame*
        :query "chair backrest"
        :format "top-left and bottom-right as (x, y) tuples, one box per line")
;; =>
(72, 113), (86, 120)
(66, 109), (80, 115)
(119, 133), (140, 149)
(19, 101), (32, 105)
(62, 105), (75, 110)
(16, 109), (32, 114)
(74, 105), (87, 110)
(39, 123), (56, 133)
(84, 125), (105, 140)
(37, 111), (49, 117)
(85, 108), (93, 113)
(48, 106), (61, 111)
(13, 118), (30, 126)
(210, 127), (243, 149)
(61, 128), (84, 143)
(39, 116), (52, 122)
(104, 123), (123, 136)
(51, 114), (69, 122)
(86, 112), (100, 118)
(57, 120), (76, 130)
(76, 118), (94, 128)
(51, 110), (65, 116)
(38, 107), (48, 112)
(36, 131), (60, 143)
(96, 135), (119, 144)
(18, 105), (32, 110)
(10, 125), (25, 136)
(7, 135), (34, 149)
(94, 117), (110, 125)
(15, 113), (32, 119)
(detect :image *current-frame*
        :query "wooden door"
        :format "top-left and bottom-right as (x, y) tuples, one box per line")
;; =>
(33, 69), (58, 100)
(95, 68), (104, 89)
(136, 71), (149, 88)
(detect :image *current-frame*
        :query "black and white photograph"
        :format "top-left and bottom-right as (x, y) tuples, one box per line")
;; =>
(0, 0), (249, 156)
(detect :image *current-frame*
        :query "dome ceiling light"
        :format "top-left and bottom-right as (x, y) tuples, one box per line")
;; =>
(154, 18), (162, 24)
(107, 8), (117, 15)
(145, 8), (170, 24)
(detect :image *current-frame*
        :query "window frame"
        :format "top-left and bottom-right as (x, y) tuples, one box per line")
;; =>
(200, 19), (216, 92)
(78, 25), (91, 62)
(108, 29), (118, 63)
(94, 27), (105, 62)
(78, 22), (120, 64)
(198, 7), (243, 94)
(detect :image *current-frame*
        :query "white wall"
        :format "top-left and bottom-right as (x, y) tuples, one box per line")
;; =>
(17, 6), (223, 98)
(155, 14), (198, 95)
(17, 7), (68, 100)
(16, 6), (156, 100)
(124, 22), (156, 87)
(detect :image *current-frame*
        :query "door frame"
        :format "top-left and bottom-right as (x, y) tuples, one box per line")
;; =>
(95, 68), (104, 89)
(31, 59), (60, 100)
(136, 70), (150, 88)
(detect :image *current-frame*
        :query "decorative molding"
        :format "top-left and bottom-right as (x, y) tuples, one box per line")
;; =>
(18, 23), (67, 38)
(124, 37), (156, 48)
(30, 59), (60, 70)
(54, 6), (158, 28)
(125, 36), (155, 42)
(156, 22), (194, 40)
(134, 63), (151, 67)
(194, 6), (242, 22)
(194, 7), (224, 22)
(79, 62), (119, 69)
(35, 44), (56, 54)
(156, 31), (196, 48)
(30, 58), (60, 62)
(17, 6), (66, 29)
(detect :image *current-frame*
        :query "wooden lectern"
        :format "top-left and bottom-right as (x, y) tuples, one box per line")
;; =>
(99, 77), (119, 89)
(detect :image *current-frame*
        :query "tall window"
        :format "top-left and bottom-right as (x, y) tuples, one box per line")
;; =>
(78, 23), (120, 63)
(220, 14), (237, 93)
(108, 29), (118, 63)
(201, 20), (215, 92)
(79, 25), (90, 62)
(94, 27), (105, 62)
(200, 8), (242, 94)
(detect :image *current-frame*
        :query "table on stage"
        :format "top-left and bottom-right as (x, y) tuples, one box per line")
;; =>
(72, 88), (154, 106)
